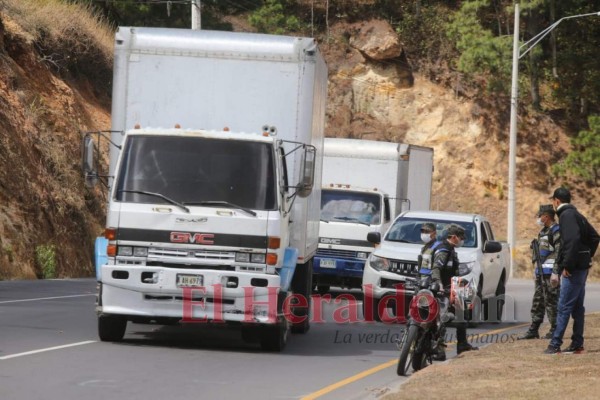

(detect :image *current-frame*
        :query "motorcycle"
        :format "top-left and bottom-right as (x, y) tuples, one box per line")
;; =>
(396, 266), (475, 376)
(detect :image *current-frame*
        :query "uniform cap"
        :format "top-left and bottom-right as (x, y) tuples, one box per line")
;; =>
(549, 187), (571, 203)
(537, 204), (555, 217)
(421, 222), (436, 233)
(446, 224), (465, 238)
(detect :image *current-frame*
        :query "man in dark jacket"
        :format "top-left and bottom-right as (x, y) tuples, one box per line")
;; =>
(545, 187), (600, 354)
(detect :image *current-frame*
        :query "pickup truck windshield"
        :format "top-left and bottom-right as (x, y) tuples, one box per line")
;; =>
(321, 189), (381, 225)
(115, 135), (277, 210)
(385, 217), (477, 248)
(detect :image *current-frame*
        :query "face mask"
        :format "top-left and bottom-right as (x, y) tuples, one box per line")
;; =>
(421, 233), (432, 243)
(456, 239), (464, 248)
(536, 218), (544, 227)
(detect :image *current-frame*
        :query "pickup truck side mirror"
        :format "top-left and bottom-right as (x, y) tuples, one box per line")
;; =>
(367, 232), (381, 244)
(483, 240), (502, 254)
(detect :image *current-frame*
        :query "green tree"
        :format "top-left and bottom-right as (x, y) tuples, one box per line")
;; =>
(446, 0), (513, 93)
(553, 115), (600, 185)
(248, 0), (301, 35)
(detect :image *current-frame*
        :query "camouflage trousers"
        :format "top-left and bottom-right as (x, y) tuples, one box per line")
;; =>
(529, 274), (560, 332)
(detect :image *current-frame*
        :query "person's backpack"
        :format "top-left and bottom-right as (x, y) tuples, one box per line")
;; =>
(576, 211), (600, 258)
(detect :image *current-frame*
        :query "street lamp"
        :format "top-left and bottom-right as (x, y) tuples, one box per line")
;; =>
(508, 4), (600, 278)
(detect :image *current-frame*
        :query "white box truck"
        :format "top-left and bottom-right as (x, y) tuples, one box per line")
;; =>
(82, 27), (327, 351)
(313, 138), (433, 292)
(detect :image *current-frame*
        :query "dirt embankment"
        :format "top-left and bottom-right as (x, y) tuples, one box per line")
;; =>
(385, 314), (600, 400)
(0, 3), (112, 279)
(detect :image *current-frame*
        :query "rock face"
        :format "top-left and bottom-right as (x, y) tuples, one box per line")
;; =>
(348, 19), (402, 61)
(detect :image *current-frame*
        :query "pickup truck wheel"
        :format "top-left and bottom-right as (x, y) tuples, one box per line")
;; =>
(98, 315), (127, 342)
(491, 277), (506, 323)
(259, 318), (289, 352)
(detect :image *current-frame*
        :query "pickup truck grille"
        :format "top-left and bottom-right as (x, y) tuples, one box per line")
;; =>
(389, 260), (420, 277)
(316, 248), (357, 259)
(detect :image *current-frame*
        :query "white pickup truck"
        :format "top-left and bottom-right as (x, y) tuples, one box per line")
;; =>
(362, 210), (510, 323)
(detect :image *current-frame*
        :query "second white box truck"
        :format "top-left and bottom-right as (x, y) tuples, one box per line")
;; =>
(313, 138), (433, 292)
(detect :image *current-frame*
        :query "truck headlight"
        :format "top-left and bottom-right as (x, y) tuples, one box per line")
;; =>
(117, 246), (148, 257)
(368, 254), (390, 271)
(236, 252), (266, 264)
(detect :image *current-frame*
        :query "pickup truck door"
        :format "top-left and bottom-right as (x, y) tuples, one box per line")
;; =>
(479, 221), (502, 298)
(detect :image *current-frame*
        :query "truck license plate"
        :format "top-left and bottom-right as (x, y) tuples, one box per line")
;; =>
(176, 274), (204, 287)
(320, 259), (336, 269)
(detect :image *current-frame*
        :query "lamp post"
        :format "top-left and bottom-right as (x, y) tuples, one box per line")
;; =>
(192, 0), (201, 30)
(507, 5), (600, 278)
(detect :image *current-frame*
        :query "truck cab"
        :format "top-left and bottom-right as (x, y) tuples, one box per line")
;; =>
(313, 185), (391, 292)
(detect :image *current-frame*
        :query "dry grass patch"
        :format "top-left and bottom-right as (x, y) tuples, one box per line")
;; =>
(385, 313), (600, 400)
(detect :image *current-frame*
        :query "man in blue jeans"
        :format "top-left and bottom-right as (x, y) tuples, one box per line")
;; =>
(545, 187), (599, 354)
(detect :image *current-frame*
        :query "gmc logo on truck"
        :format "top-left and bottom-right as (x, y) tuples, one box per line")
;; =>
(320, 238), (341, 245)
(170, 232), (215, 244)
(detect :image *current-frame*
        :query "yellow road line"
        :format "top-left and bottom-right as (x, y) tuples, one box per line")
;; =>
(300, 323), (529, 400)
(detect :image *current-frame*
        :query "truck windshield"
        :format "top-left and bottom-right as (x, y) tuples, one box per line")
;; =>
(385, 217), (477, 248)
(321, 189), (381, 225)
(115, 135), (277, 210)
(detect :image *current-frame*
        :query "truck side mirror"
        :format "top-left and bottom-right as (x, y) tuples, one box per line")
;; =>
(82, 134), (98, 188)
(297, 146), (316, 198)
(367, 232), (381, 244)
(483, 240), (502, 254)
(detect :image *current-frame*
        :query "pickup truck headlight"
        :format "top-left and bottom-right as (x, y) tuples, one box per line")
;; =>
(368, 254), (390, 271)
(458, 261), (475, 276)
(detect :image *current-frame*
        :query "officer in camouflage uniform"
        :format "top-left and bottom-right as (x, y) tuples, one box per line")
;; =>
(419, 224), (478, 360)
(518, 204), (561, 340)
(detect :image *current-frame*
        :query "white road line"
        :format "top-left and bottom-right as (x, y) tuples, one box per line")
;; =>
(0, 341), (97, 360)
(0, 294), (95, 304)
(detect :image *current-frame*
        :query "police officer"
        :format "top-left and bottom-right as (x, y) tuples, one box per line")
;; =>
(418, 222), (437, 267)
(519, 205), (561, 340)
(419, 224), (478, 360)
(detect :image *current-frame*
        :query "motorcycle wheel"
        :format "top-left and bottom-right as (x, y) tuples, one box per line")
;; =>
(397, 324), (420, 376)
(412, 349), (428, 371)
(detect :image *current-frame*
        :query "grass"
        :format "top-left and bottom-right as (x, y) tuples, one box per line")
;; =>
(384, 314), (600, 399)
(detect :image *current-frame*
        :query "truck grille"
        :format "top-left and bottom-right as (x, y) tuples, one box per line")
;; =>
(389, 260), (419, 277)
(316, 248), (357, 259)
(146, 247), (235, 267)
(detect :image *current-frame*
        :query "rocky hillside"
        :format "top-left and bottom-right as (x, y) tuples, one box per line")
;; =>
(0, 5), (598, 280)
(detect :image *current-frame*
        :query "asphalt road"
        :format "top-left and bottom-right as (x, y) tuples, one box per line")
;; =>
(2, 278), (600, 400)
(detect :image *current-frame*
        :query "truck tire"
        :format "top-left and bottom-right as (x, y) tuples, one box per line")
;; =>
(291, 260), (312, 334)
(98, 315), (127, 342)
(362, 296), (382, 322)
(397, 324), (420, 376)
(490, 277), (506, 324)
(259, 318), (289, 352)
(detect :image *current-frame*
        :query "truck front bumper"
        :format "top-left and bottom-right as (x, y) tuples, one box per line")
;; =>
(98, 265), (282, 325)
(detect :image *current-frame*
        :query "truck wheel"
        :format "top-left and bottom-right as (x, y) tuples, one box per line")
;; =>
(316, 284), (330, 294)
(362, 297), (382, 322)
(291, 260), (312, 334)
(98, 315), (127, 342)
(259, 318), (289, 352)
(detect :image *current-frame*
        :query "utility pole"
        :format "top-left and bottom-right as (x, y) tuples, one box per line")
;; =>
(507, 5), (599, 278)
(192, 0), (201, 30)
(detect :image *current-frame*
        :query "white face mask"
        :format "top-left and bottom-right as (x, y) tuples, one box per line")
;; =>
(421, 233), (432, 243)
(536, 218), (544, 227)
(456, 239), (465, 248)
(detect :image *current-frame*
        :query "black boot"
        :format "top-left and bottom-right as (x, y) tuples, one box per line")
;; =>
(543, 327), (555, 340)
(457, 342), (479, 354)
(517, 330), (540, 340)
